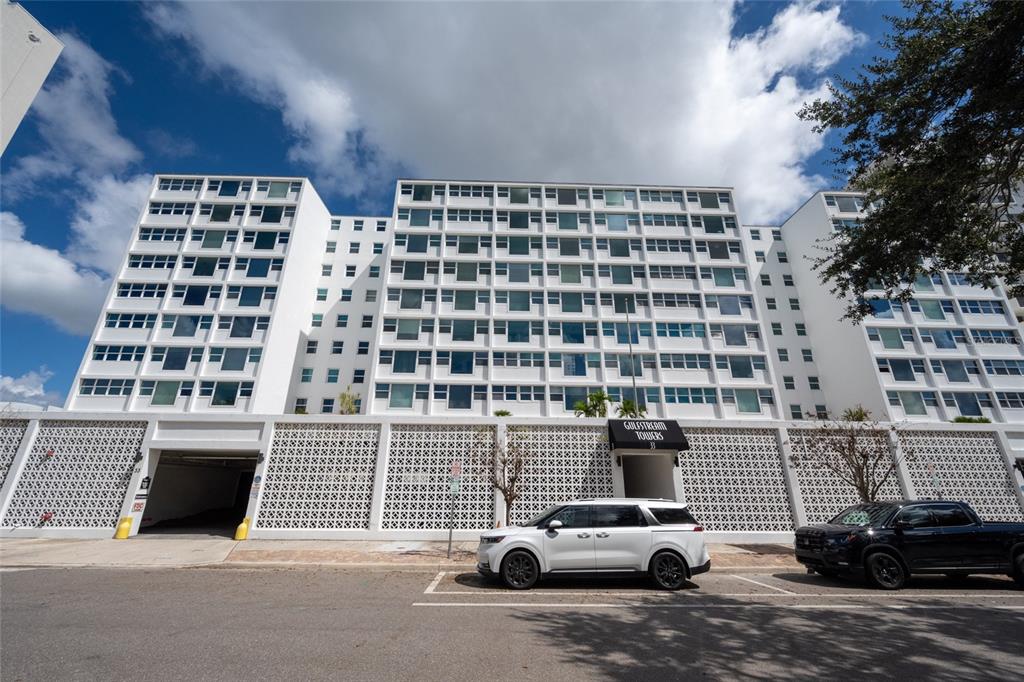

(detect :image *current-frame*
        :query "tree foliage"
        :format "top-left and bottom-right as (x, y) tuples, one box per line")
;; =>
(336, 386), (360, 415)
(573, 390), (611, 418)
(798, 0), (1024, 320)
(615, 399), (647, 419)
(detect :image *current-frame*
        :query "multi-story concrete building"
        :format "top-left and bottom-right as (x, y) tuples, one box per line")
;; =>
(369, 180), (776, 418)
(67, 175), (345, 414)
(66, 176), (1024, 425)
(780, 191), (1024, 423)
(22, 175), (1024, 542)
(1, 1), (63, 154)
(744, 223), (828, 421)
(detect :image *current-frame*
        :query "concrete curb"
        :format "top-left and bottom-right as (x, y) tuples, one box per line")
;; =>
(1, 560), (803, 574)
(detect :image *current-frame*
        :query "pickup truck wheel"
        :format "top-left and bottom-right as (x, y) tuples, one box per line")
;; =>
(501, 550), (539, 590)
(866, 552), (906, 590)
(1013, 554), (1024, 588)
(650, 551), (688, 590)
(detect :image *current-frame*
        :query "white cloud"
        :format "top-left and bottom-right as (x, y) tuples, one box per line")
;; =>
(0, 366), (62, 409)
(0, 211), (110, 335)
(1, 34), (149, 334)
(4, 33), (141, 198)
(66, 174), (152, 274)
(145, 0), (864, 221)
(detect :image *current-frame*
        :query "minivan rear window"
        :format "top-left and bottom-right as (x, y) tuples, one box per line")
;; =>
(649, 508), (698, 525)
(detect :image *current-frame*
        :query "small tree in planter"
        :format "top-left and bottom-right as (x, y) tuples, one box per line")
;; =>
(337, 386), (360, 415)
(789, 406), (912, 503)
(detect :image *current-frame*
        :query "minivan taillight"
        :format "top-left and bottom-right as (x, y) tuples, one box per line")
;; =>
(692, 526), (704, 532)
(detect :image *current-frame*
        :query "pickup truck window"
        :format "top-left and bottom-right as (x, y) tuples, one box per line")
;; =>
(896, 506), (937, 528)
(649, 508), (699, 525)
(929, 504), (974, 527)
(831, 503), (895, 527)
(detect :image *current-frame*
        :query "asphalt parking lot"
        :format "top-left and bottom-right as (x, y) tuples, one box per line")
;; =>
(2, 566), (1021, 680)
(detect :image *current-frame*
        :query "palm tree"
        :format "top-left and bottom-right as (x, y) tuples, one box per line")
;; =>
(615, 399), (647, 418)
(573, 391), (611, 418)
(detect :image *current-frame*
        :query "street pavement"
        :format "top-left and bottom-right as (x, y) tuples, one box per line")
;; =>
(2, 566), (1021, 680)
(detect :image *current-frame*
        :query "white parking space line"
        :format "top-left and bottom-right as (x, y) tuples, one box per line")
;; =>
(413, 602), (1024, 610)
(730, 574), (797, 594)
(424, 571), (1023, 598)
(423, 571), (445, 594)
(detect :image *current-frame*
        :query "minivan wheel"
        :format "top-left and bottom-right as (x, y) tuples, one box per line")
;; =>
(501, 551), (539, 590)
(650, 551), (688, 590)
(866, 552), (906, 590)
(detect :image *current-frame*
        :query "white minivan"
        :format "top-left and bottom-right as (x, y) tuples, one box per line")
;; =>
(476, 498), (710, 590)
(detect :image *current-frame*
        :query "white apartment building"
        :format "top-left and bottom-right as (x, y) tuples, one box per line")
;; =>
(744, 224), (828, 421)
(1, 1), (62, 154)
(780, 191), (1024, 423)
(67, 175), (1024, 425)
(67, 175), (346, 414)
(368, 180), (776, 418)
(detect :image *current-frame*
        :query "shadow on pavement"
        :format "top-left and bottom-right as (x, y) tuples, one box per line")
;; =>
(511, 591), (1023, 679)
(452, 571), (690, 592)
(773, 570), (1019, 592)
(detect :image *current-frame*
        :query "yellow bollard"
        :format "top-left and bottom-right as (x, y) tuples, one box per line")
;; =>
(234, 517), (250, 541)
(114, 516), (133, 539)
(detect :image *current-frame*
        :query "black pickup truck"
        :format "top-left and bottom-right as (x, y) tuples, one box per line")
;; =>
(794, 500), (1024, 589)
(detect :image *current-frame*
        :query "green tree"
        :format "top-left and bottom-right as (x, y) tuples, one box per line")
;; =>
(615, 399), (647, 419)
(493, 409), (512, 417)
(573, 390), (611, 418)
(798, 0), (1024, 320)
(337, 386), (360, 415)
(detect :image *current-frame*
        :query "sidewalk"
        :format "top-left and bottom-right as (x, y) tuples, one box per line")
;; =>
(0, 537), (800, 572)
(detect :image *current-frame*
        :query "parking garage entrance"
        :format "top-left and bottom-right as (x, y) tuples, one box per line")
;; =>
(608, 419), (689, 501)
(139, 451), (258, 537)
(621, 454), (678, 500)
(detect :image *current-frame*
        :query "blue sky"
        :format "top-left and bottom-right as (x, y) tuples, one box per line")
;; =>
(0, 0), (898, 405)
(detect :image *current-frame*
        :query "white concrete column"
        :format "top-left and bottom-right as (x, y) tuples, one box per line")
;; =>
(368, 421), (392, 532)
(775, 426), (807, 529)
(244, 418), (277, 526)
(670, 451), (686, 504)
(611, 450), (625, 497)
(993, 429), (1024, 515)
(889, 429), (918, 500)
(0, 419), (40, 524)
(117, 418), (159, 536)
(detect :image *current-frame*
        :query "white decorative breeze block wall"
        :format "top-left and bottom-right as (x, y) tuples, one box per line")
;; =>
(506, 425), (613, 525)
(900, 431), (1024, 522)
(381, 424), (495, 530)
(1, 420), (146, 529)
(678, 428), (795, 532)
(787, 428), (904, 524)
(0, 419), (28, 489)
(256, 423), (380, 530)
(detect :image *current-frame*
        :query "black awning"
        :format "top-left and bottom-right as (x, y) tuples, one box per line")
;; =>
(608, 419), (689, 451)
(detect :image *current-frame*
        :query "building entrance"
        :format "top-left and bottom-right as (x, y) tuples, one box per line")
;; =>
(621, 454), (677, 500)
(139, 451), (257, 537)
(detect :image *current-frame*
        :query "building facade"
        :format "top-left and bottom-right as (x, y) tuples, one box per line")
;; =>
(779, 191), (1024, 424)
(66, 175), (1024, 425)
(21, 174), (1024, 542)
(1, 1), (63, 154)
